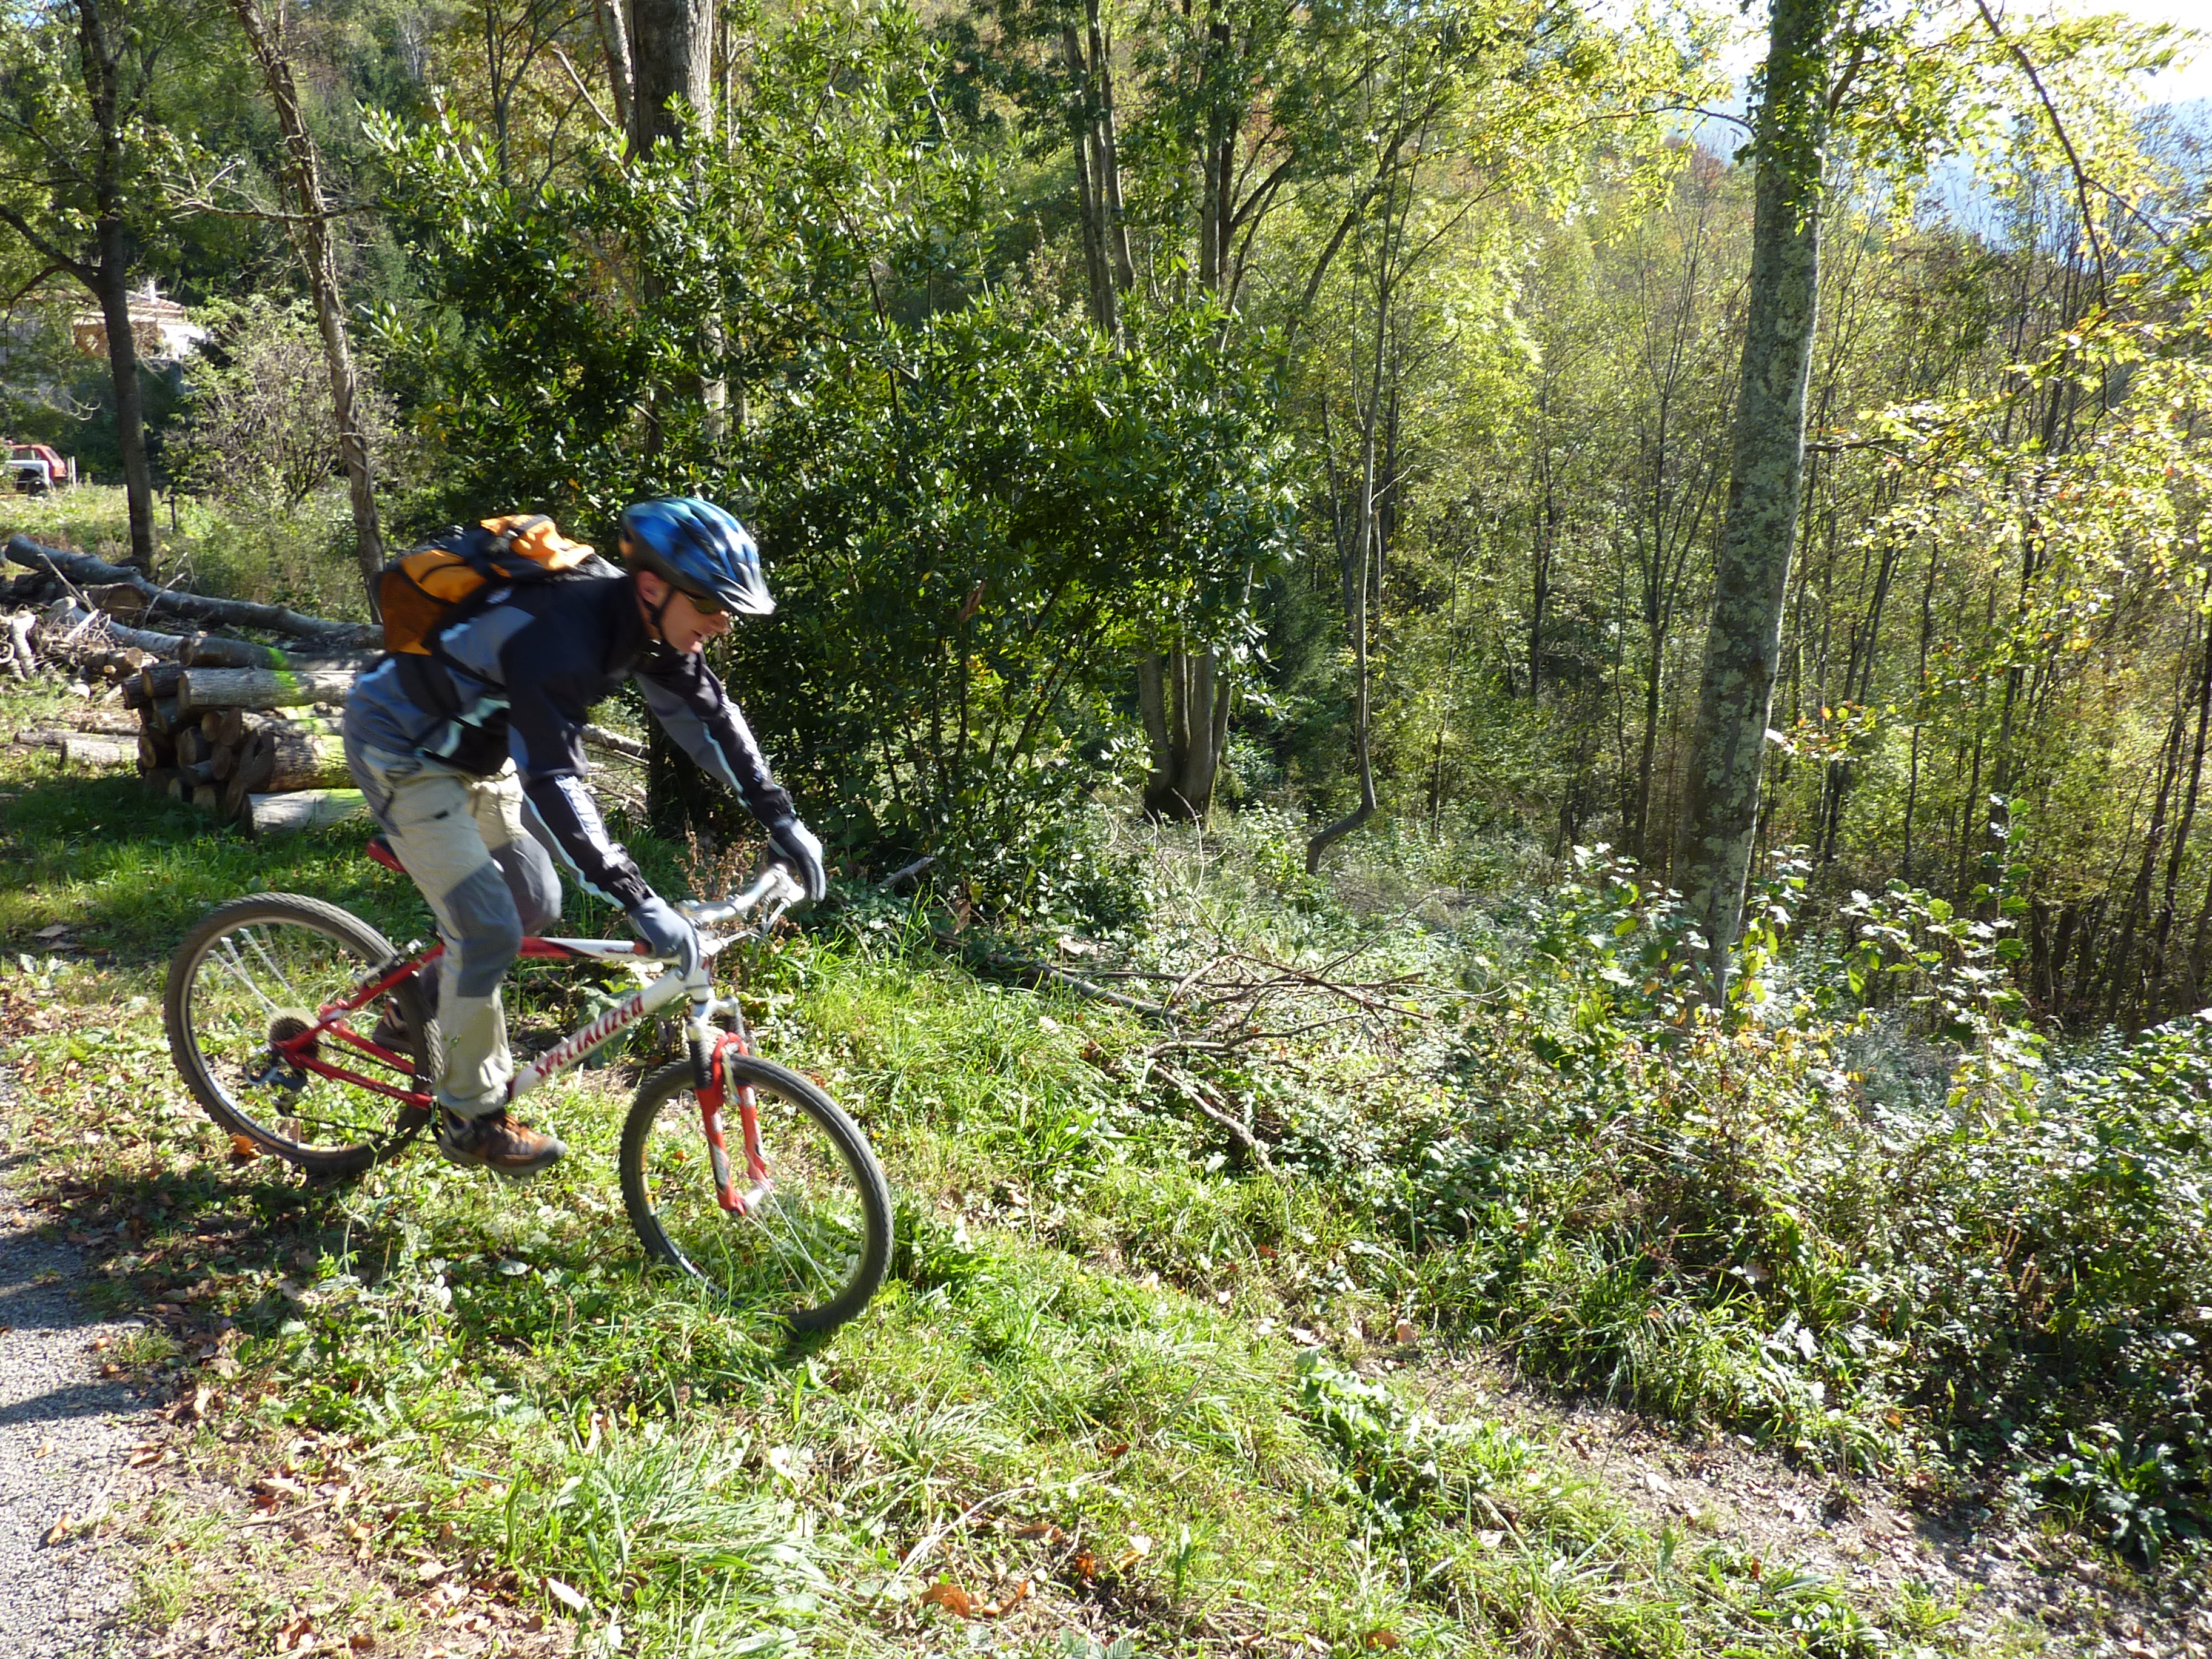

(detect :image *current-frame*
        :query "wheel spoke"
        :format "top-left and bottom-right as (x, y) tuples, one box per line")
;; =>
(240, 925), (305, 1004)
(175, 901), (426, 1167)
(212, 937), (284, 1016)
(624, 1059), (887, 1329)
(740, 1186), (836, 1295)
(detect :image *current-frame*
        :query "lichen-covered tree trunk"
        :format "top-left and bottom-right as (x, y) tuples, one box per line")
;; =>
(1674, 0), (1834, 998)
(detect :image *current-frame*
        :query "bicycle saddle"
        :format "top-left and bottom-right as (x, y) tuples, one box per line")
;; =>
(365, 834), (404, 874)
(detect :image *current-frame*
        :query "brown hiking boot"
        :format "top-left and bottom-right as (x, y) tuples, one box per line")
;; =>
(437, 1108), (567, 1175)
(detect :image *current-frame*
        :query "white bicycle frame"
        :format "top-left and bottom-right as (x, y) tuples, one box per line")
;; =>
(506, 865), (804, 1102)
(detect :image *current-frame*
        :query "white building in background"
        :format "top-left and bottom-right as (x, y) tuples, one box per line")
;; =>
(70, 280), (207, 366)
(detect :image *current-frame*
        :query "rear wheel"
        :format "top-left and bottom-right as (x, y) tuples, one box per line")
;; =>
(620, 1054), (891, 1332)
(165, 894), (434, 1177)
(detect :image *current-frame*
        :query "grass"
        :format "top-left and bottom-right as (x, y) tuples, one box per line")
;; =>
(0, 697), (2008, 1658)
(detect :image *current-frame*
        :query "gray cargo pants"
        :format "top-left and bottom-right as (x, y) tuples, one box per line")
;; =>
(346, 739), (563, 1118)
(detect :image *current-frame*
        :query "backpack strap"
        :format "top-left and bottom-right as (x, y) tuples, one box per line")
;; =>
(406, 526), (511, 715)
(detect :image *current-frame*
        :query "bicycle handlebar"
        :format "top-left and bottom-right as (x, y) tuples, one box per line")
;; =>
(679, 863), (805, 933)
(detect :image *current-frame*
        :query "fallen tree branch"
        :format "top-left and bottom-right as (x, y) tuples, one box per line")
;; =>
(35, 600), (344, 672)
(6, 535), (381, 651)
(937, 933), (1171, 1017)
(580, 722), (648, 761)
(876, 854), (935, 893)
(1154, 1058), (1275, 1176)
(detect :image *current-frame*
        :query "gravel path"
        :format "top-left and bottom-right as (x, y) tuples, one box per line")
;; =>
(0, 1177), (144, 1657)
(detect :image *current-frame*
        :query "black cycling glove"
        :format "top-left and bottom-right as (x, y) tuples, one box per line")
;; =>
(768, 815), (828, 902)
(629, 894), (702, 976)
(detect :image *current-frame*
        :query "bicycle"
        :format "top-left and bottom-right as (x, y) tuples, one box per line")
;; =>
(162, 845), (893, 1332)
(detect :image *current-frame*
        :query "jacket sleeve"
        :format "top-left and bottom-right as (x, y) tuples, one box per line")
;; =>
(633, 648), (796, 827)
(503, 645), (656, 912)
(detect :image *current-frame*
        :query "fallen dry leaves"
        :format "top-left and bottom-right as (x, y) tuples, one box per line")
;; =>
(918, 1577), (1034, 1620)
(919, 1581), (974, 1618)
(544, 1576), (591, 1615)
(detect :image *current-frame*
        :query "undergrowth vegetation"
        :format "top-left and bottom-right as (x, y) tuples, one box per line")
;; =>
(1, 691), (2207, 1651)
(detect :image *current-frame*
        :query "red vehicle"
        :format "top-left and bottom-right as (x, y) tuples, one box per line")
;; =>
(8, 443), (73, 494)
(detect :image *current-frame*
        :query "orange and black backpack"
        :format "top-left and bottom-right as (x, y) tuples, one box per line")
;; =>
(378, 514), (605, 657)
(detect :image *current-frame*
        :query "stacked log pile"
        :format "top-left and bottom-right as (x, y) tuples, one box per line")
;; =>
(4, 532), (650, 835)
(3, 534), (375, 835)
(133, 669), (358, 833)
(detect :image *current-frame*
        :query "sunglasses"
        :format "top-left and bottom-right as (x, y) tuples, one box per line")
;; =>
(673, 586), (727, 618)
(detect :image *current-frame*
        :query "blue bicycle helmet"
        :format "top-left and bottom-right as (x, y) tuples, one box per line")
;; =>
(617, 497), (775, 618)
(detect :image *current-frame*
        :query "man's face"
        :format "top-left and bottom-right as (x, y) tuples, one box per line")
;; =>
(638, 572), (733, 654)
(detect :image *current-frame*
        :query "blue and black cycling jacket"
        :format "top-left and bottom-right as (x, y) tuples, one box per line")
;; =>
(344, 565), (792, 912)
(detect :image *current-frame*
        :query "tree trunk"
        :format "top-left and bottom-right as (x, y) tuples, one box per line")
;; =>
(249, 788), (368, 838)
(1674, 0), (1833, 998)
(243, 725), (350, 793)
(2150, 609), (2212, 1014)
(595, 0), (634, 135)
(2107, 685), (2188, 1024)
(90, 226), (153, 572)
(231, 0), (384, 615)
(1087, 0), (1133, 300)
(1196, 13), (1236, 299)
(2071, 895), (2106, 1010)
(1307, 275), (1392, 873)
(1529, 447), (1555, 699)
(1139, 649), (1232, 822)
(62, 736), (132, 769)
(1631, 568), (1664, 861)
(630, 0), (714, 153)
(1062, 19), (1128, 340)
(176, 666), (360, 716)
(75, 0), (155, 572)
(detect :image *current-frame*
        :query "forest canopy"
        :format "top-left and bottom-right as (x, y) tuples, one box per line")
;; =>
(0, 0), (2204, 998)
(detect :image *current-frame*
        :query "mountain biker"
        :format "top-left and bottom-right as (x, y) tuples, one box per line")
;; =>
(341, 497), (828, 1176)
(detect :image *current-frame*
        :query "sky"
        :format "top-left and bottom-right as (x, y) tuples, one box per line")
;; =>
(1688, 0), (2210, 159)
(2105, 0), (2212, 105)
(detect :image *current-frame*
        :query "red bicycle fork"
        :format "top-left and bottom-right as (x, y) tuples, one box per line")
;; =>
(695, 1031), (770, 1215)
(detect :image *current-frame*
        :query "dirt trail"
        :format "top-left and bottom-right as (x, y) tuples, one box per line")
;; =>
(0, 1139), (147, 1657)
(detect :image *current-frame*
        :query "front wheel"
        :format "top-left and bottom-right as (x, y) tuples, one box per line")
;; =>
(620, 1054), (891, 1332)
